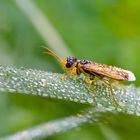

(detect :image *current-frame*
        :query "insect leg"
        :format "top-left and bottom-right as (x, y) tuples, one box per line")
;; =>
(86, 78), (93, 86)
(60, 68), (77, 80)
(88, 72), (118, 105)
(102, 79), (119, 105)
(85, 76), (97, 104)
(76, 68), (81, 75)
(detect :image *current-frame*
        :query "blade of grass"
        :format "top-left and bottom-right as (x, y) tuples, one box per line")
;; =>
(0, 65), (140, 116)
(14, 0), (73, 57)
(1, 107), (113, 140)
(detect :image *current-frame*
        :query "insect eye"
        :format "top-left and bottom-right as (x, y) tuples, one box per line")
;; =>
(66, 63), (72, 68)
(66, 57), (77, 68)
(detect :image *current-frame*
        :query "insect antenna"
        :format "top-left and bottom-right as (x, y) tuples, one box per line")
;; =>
(40, 46), (64, 64)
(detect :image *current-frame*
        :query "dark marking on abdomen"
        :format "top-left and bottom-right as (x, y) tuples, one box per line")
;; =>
(83, 69), (103, 78)
(83, 69), (96, 76)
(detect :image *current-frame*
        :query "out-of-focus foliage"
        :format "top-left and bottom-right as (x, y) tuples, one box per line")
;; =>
(0, 0), (140, 140)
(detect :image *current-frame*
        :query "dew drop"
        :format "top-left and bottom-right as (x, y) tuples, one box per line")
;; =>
(87, 98), (93, 104)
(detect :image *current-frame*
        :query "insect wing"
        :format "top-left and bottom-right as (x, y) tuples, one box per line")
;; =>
(80, 62), (135, 81)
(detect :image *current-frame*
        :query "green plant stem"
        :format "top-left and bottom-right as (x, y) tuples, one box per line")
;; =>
(1, 107), (112, 140)
(0, 65), (140, 139)
(0, 65), (140, 116)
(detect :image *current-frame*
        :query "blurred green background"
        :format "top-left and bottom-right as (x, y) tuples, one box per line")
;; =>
(0, 0), (140, 140)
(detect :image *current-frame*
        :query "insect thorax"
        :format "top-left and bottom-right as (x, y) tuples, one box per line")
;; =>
(78, 59), (91, 65)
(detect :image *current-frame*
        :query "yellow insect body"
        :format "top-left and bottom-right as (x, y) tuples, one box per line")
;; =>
(41, 46), (136, 105)
(42, 47), (136, 81)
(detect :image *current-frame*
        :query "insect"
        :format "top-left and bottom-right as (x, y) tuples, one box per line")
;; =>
(41, 46), (136, 104)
